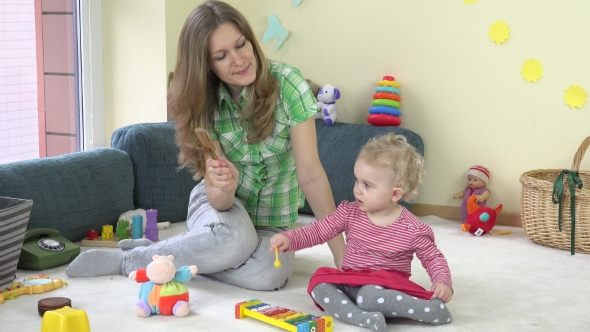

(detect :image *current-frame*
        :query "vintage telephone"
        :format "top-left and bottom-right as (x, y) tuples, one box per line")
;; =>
(17, 228), (80, 270)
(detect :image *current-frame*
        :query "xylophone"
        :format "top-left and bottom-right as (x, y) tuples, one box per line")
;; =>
(235, 299), (333, 332)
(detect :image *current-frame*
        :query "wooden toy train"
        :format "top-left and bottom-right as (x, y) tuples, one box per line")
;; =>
(235, 299), (333, 332)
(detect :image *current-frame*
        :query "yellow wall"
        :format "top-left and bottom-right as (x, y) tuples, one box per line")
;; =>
(102, 0), (167, 140)
(165, 1), (206, 76)
(105, 0), (590, 214)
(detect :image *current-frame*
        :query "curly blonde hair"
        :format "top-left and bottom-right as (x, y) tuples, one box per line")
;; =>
(357, 133), (425, 201)
(167, 0), (279, 179)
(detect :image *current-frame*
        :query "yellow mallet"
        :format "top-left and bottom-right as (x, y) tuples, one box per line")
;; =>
(274, 247), (281, 269)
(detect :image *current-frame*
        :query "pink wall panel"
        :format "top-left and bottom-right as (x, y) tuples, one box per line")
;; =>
(44, 75), (76, 134)
(35, 0), (47, 158)
(42, 15), (74, 73)
(41, 0), (73, 13)
(46, 134), (76, 157)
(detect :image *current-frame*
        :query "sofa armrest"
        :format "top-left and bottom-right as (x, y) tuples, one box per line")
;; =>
(111, 122), (198, 223)
(0, 148), (134, 241)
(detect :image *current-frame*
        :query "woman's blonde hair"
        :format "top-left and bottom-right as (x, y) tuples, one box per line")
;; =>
(168, 0), (279, 179)
(357, 133), (425, 201)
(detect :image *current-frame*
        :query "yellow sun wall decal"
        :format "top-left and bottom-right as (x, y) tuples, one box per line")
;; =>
(488, 21), (510, 45)
(564, 85), (588, 109)
(520, 58), (544, 83)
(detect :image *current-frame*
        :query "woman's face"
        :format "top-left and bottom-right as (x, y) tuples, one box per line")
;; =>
(208, 21), (257, 97)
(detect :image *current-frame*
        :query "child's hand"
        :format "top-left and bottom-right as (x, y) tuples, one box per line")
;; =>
(431, 283), (453, 303)
(270, 233), (291, 252)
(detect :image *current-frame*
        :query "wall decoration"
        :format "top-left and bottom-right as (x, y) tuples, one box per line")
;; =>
(262, 14), (289, 52)
(464, 0), (479, 3)
(520, 58), (544, 83)
(292, 0), (303, 8)
(564, 85), (588, 109)
(488, 21), (510, 45)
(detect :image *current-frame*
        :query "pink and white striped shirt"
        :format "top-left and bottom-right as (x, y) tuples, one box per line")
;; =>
(285, 201), (452, 289)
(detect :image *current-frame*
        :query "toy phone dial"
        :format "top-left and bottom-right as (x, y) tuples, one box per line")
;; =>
(17, 228), (80, 270)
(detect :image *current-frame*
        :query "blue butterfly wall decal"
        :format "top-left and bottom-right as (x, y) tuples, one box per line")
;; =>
(262, 14), (289, 52)
(293, 0), (303, 8)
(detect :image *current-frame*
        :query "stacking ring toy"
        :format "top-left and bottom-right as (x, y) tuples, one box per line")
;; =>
(367, 114), (402, 126)
(377, 80), (400, 88)
(369, 106), (401, 117)
(372, 99), (400, 108)
(375, 86), (400, 94)
(373, 92), (401, 102)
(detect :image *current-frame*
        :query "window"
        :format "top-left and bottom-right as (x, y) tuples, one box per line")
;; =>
(0, 0), (38, 163)
(0, 0), (103, 164)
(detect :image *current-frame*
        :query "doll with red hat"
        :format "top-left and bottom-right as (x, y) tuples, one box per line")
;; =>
(453, 165), (490, 222)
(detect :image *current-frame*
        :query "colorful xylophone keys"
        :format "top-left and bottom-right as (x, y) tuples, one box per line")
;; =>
(235, 299), (333, 332)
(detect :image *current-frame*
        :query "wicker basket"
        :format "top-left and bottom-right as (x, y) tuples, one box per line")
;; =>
(520, 136), (590, 255)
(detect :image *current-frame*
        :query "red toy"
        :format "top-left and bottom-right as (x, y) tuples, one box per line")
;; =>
(461, 195), (503, 236)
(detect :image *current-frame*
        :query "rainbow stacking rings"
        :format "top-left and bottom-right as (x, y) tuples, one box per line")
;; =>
(367, 76), (402, 126)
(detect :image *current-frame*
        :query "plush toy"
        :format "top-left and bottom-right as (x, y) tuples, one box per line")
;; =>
(129, 255), (198, 318)
(461, 195), (503, 236)
(314, 84), (340, 126)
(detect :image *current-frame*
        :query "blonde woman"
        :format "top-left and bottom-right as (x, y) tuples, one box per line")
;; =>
(66, 0), (344, 291)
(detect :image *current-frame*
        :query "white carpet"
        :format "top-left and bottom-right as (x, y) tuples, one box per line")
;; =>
(2, 215), (589, 332)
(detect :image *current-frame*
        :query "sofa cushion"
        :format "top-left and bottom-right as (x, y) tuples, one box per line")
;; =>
(298, 120), (425, 215)
(111, 122), (198, 223)
(0, 148), (134, 241)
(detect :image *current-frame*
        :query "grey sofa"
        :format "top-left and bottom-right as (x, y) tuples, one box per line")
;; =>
(0, 120), (423, 242)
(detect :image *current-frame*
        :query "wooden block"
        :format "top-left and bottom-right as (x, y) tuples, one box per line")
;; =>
(80, 236), (120, 248)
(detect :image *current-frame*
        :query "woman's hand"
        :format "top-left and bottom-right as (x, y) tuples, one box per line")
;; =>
(269, 233), (291, 252)
(431, 283), (453, 303)
(206, 155), (238, 194)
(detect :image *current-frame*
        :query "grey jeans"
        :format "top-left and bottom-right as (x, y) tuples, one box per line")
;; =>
(121, 181), (295, 291)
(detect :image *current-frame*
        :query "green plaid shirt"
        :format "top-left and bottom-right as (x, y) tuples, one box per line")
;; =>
(209, 61), (317, 227)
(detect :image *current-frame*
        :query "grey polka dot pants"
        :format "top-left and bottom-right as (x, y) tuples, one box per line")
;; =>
(312, 283), (388, 332)
(356, 284), (452, 325)
(311, 283), (452, 331)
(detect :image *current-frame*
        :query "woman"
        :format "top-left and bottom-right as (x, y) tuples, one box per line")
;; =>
(66, 0), (345, 291)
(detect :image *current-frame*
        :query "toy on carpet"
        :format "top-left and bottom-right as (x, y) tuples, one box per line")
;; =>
(38, 296), (72, 316)
(119, 208), (171, 234)
(131, 210), (159, 241)
(461, 195), (510, 236)
(314, 83), (340, 126)
(453, 165), (491, 223)
(0, 274), (66, 304)
(367, 75), (402, 126)
(129, 255), (198, 318)
(235, 298), (333, 332)
(82, 208), (169, 248)
(40, 306), (91, 332)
